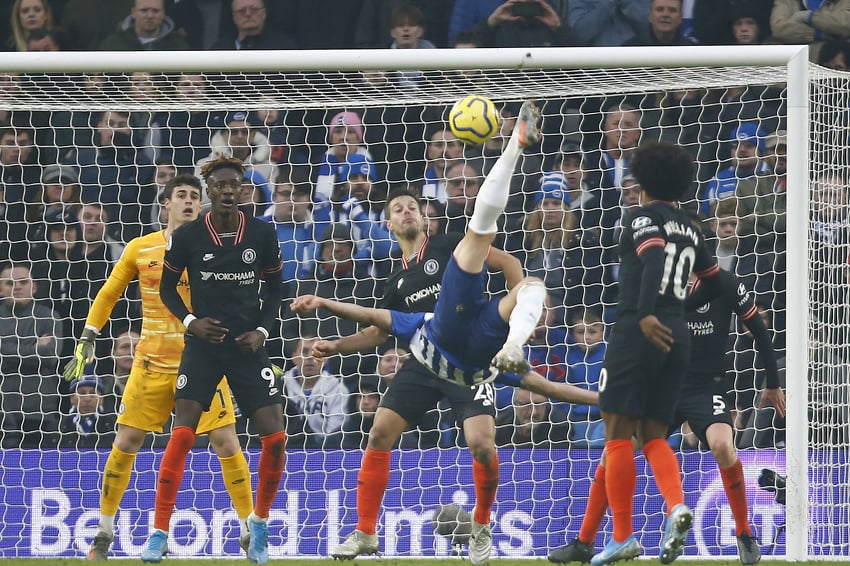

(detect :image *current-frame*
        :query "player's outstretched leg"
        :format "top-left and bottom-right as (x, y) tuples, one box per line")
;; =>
(658, 503), (693, 564)
(492, 278), (546, 374)
(590, 535), (642, 565)
(736, 532), (761, 565)
(331, 530), (380, 560)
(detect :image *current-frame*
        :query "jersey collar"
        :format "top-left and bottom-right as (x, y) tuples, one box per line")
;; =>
(400, 234), (429, 269)
(203, 211), (246, 247)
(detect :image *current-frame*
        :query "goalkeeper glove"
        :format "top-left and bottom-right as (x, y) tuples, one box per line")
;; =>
(62, 327), (97, 382)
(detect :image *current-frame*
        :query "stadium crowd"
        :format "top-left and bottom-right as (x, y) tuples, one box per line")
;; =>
(0, 0), (839, 451)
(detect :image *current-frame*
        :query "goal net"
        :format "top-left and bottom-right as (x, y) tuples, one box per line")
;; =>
(0, 46), (817, 559)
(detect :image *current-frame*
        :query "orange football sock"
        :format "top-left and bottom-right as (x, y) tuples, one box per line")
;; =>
(720, 459), (751, 536)
(643, 438), (684, 513)
(579, 463), (608, 545)
(153, 426), (196, 532)
(604, 439), (636, 542)
(473, 453), (500, 524)
(356, 448), (391, 535)
(254, 431), (286, 519)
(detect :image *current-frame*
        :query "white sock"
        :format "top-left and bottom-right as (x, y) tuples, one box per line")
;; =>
(249, 511), (268, 524)
(99, 515), (115, 534)
(468, 137), (521, 235)
(505, 282), (546, 347)
(240, 516), (250, 537)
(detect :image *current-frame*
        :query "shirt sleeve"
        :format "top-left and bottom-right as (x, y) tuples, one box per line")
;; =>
(625, 210), (666, 258)
(390, 311), (427, 342)
(85, 239), (140, 331)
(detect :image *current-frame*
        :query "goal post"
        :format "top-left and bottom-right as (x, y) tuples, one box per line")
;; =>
(0, 45), (814, 559)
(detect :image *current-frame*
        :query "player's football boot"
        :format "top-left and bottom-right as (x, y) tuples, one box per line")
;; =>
(590, 535), (641, 565)
(468, 510), (493, 566)
(140, 529), (168, 563)
(548, 537), (594, 563)
(516, 100), (542, 148)
(239, 518), (251, 556)
(492, 342), (531, 375)
(330, 529), (379, 560)
(87, 530), (113, 561)
(247, 515), (269, 564)
(736, 532), (762, 565)
(658, 503), (693, 564)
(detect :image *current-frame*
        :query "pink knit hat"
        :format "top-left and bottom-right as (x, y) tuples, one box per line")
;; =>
(328, 111), (364, 142)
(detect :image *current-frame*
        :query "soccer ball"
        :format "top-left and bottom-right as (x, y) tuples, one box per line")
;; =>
(448, 95), (499, 145)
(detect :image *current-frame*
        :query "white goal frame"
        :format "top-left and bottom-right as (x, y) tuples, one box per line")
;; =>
(0, 45), (810, 560)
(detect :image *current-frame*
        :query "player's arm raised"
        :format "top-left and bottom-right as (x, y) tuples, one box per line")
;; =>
(291, 294), (394, 333)
(63, 242), (138, 381)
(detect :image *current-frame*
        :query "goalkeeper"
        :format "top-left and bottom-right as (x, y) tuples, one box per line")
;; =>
(63, 174), (255, 561)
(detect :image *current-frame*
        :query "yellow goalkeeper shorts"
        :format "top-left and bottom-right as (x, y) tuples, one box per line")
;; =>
(116, 365), (236, 434)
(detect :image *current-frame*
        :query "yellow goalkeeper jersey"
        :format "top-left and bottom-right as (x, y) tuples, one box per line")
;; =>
(85, 230), (190, 372)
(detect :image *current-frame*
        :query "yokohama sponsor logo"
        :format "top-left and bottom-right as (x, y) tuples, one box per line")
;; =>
(200, 271), (253, 281)
(404, 283), (440, 307)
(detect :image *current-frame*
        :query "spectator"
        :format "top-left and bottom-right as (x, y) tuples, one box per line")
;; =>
(449, 0), (569, 45)
(736, 129), (787, 239)
(239, 169), (272, 218)
(212, 0), (295, 50)
(8, 0), (53, 51)
(250, 108), (308, 167)
(315, 111), (371, 200)
(60, 0), (133, 50)
(25, 27), (61, 50)
(355, 0), (454, 48)
(518, 172), (604, 324)
(552, 142), (592, 216)
(817, 38), (850, 70)
(74, 110), (156, 241)
(281, 335), (349, 448)
(340, 375), (382, 449)
(1, 127), (40, 260)
(268, 170), (328, 289)
(0, 262), (62, 447)
(568, 0), (650, 46)
(388, 4), (436, 88)
(196, 111), (276, 189)
(327, 154), (395, 270)
(422, 126), (464, 204)
(709, 198), (756, 277)
(495, 388), (570, 447)
(691, 0), (772, 45)
(155, 74), (223, 168)
(29, 209), (84, 357)
(59, 375), (117, 449)
(564, 310), (606, 447)
(376, 345), (410, 389)
(421, 197), (447, 236)
(470, 0), (576, 47)
(700, 121), (766, 216)
(283, 223), (380, 377)
(444, 160), (482, 233)
(98, 0), (190, 51)
(730, 2), (765, 45)
(33, 164), (81, 222)
(110, 329), (140, 398)
(148, 161), (176, 230)
(772, 0), (850, 62)
(625, 0), (699, 45)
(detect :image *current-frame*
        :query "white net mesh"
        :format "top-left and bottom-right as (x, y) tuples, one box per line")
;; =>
(0, 52), (814, 558)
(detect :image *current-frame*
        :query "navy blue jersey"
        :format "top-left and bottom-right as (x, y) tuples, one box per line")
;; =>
(686, 277), (759, 382)
(617, 201), (719, 318)
(163, 211), (282, 336)
(380, 233), (463, 312)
